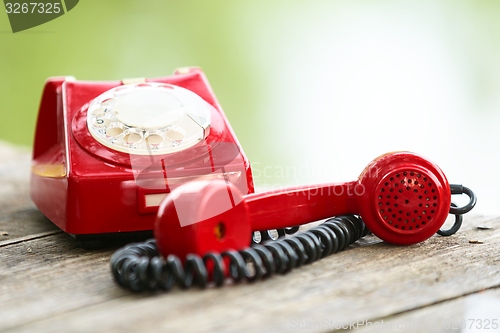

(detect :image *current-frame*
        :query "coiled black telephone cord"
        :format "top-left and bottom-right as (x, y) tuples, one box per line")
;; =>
(111, 215), (369, 292)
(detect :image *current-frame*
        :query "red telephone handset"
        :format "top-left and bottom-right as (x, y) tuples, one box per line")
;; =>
(154, 151), (472, 259)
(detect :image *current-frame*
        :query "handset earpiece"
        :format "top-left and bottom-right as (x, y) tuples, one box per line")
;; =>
(154, 151), (466, 259)
(355, 151), (452, 245)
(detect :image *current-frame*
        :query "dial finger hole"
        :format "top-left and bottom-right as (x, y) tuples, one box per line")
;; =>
(106, 126), (124, 137)
(124, 132), (142, 144)
(146, 134), (164, 146)
(157, 84), (174, 90)
(166, 129), (184, 142)
(113, 86), (134, 96)
(100, 98), (114, 107)
(92, 107), (107, 117)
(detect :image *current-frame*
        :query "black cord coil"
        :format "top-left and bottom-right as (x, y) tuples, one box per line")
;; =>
(252, 226), (300, 244)
(438, 184), (477, 236)
(110, 215), (369, 292)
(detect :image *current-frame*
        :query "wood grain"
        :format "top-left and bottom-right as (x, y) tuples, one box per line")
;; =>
(356, 288), (500, 333)
(0, 141), (60, 241)
(1, 141), (499, 333)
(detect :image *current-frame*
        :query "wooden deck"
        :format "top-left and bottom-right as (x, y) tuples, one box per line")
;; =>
(1, 141), (499, 333)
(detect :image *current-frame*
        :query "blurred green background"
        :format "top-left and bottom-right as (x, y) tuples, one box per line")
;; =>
(1, 0), (499, 213)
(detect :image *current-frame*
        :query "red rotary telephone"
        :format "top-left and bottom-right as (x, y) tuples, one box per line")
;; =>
(30, 68), (476, 291)
(30, 68), (254, 246)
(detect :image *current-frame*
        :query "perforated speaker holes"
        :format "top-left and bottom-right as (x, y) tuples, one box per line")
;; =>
(377, 170), (439, 232)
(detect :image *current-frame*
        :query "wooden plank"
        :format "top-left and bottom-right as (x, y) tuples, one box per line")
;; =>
(0, 233), (128, 331)
(0, 142), (32, 213)
(1, 141), (499, 332)
(356, 288), (500, 333)
(0, 142), (60, 241)
(1, 214), (499, 333)
(0, 208), (61, 243)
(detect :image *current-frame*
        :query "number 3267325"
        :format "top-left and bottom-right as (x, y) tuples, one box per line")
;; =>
(5, 2), (62, 14)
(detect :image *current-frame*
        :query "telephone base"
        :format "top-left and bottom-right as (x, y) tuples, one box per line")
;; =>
(31, 68), (254, 237)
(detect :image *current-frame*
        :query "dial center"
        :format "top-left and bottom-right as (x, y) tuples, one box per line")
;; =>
(114, 89), (185, 129)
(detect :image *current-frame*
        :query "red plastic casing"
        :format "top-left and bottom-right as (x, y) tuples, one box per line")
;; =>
(30, 68), (254, 236)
